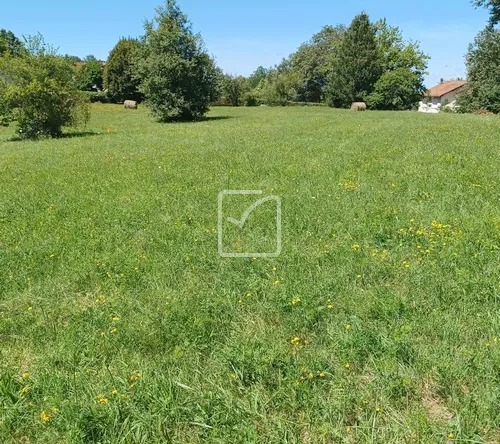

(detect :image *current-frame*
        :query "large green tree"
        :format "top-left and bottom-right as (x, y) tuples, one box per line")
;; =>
(290, 25), (345, 102)
(326, 13), (382, 108)
(76, 55), (104, 91)
(137, 0), (218, 121)
(457, 27), (500, 113)
(0, 29), (25, 56)
(104, 38), (143, 102)
(367, 20), (428, 110)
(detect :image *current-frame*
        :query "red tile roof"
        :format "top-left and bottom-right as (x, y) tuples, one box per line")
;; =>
(427, 80), (466, 98)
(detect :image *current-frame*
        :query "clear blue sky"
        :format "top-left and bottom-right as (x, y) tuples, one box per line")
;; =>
(1, 0), (490, 87)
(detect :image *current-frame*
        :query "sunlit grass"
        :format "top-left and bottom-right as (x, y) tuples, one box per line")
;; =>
(0, 104), (499, 443)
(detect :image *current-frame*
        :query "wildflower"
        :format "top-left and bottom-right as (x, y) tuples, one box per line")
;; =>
(308, 372), (314, 379)
(49, 254), (55, 258)
(345, 324), (351, 330)
(40, 410), (51, 422)
(272, 267), (277, 271)
(110, 328), (117, 333)
(345, 363), (350, 369)
(273, 280), (280, 285)
(230, 373), (236, 379)
(21, 386), (30, 396)
(346, 426), (351, 433)
(318, 372), (325, 378)
(96, 394), (108, 405)
(238, 299), (243, 304)
(352, 244), (360, 251)
(290, 336), (300, 345)
(448, 432), (455, 439)
(376, 407), (381, 412)
(291, 297), (301, 306)
(112, 316), (120, 322)
(130, 372), (141, 383)
(185, 256), (190, 261)
(27, 307), (33, 312)
(21, 372), (29, 379)
(111, 390), (118, 396)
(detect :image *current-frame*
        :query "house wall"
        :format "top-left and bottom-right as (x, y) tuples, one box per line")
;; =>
(432, 87), (464, 106)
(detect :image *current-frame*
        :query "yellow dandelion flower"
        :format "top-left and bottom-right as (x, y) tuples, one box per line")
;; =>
(273, 280), (280, 285)
(346, 426), (351, 433)
(21, 372), (29, 379)
(21, 386), (30, 395)
(27, 307), (33, 312)
(291, 297), (301, 306)
(111, 390), (118, 396)
(112, 316), (120, 322)
(352, 244), (360, 251)
(230, 373), (236, 379)
(448, 432), (455, 439)
(345, 324), (351, 330)
(345, 363), (350, 369)
(40, 410), (51, 422)
(319, 372), (325, 378)
(130, 373), (141, 382)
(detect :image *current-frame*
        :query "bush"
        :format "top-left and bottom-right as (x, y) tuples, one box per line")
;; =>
(80, 91), (110, 103)
(243, 92), (259, 106)
(136, 0), (218, 121)
(0, 35), (90, 139)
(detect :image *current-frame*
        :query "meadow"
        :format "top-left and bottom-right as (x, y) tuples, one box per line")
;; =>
(0, 104), (499, 443)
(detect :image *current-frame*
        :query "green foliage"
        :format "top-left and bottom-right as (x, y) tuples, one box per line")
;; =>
(0, 35), (90, 139)
(474, 0), (500, 26)
(258, 68), (301, 106)
(290, 25), (345, 102)
(220, 74), (247, 106)
(103, 38), (143, 103)
(247, 66), (268, 90)
(326, 13), (381, 108)
(137, 0), (218, 121)
(366, 21), (428, 110)
(0, 29), (25, 57)
(76, 55), (104, 91)
(457, 27), (500, 113)
(62, 54), (82, 64)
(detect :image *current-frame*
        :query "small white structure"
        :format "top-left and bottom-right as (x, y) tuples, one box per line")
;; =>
(418, 80), (466, 113)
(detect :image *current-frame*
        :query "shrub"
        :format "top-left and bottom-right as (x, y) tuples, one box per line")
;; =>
(0, 35), (90, 139)
(136, 0), (218, 121)
(80, 91), (110, 103)
(243, 92), (259, 106)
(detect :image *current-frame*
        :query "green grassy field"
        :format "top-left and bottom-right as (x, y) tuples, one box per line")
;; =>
(1, 104), (500, 443)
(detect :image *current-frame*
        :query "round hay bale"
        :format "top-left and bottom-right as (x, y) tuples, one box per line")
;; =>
(124, 100), (138, 109)
(351, 102), (367, 111)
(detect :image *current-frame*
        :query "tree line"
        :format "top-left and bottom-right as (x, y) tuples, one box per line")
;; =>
(0, 0), (499, 139)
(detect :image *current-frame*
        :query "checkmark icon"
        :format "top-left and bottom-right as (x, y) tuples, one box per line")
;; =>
(218, 190), (282, 258)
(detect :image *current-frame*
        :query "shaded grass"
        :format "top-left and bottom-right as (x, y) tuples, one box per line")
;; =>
(0, 104), (499, 443)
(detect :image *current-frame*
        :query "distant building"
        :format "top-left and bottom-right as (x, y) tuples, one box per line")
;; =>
(418, 80), (466, 113)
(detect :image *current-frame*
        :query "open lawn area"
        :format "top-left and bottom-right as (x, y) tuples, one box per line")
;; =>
(1, 105), (500, 443)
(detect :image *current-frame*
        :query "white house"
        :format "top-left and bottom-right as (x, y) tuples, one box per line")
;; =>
(418, 80), (466, 113)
